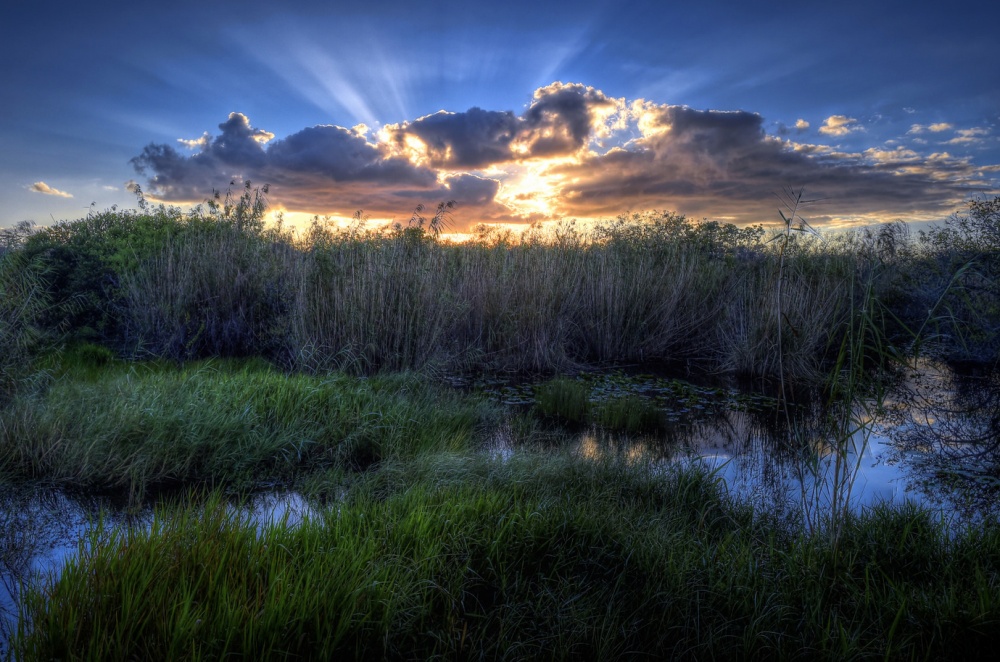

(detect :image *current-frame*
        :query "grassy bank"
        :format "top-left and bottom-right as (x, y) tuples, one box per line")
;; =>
(13, 456), (1000, 660)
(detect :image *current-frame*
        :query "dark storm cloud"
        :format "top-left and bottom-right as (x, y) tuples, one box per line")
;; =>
(383, 82), (619, 167)
(548, 103), (995, 224)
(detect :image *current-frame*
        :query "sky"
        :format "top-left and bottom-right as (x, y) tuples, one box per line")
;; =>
(3, 0), (1000, 233)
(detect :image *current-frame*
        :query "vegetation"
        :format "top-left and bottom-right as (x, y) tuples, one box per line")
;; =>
(0, 223), (51, 407)
(13, 457), (1000, 660)
(0, 353), (503, 499)
(2, 190), (1000, 658)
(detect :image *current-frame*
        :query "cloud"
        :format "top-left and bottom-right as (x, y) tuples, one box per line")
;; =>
(380, 82), (622, 168)
(29, 181), (73, 198)
(819, 115), (862, 137)
(946, 127), (990, 145)
(541, 101), (994, 225)
(130, 84), (999, 231)
(131, 112), (515, 225)
(178, 132), (210, 149)
(909, 122), (954, 134)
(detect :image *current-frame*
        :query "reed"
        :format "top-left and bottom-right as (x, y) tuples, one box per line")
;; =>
(10, 203), (890, 382)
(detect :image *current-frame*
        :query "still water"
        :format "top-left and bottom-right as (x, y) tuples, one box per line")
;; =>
(2, 359), (997, 648)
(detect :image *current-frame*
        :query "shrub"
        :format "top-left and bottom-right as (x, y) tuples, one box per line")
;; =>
(0, 244), (50, 404)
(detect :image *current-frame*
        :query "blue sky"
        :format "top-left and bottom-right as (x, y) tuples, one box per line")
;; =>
(3, 0), (999, 232)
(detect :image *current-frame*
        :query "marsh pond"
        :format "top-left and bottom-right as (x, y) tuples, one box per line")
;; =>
(3, 356), (998, 655)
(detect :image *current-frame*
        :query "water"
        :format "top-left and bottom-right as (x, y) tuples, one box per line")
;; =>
(484, 359), (1000, 520)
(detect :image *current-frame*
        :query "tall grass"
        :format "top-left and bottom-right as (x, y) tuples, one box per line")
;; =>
(112, 210), (858, 380)
(0, 228), (50, 407)
(10, 194), (999, 381)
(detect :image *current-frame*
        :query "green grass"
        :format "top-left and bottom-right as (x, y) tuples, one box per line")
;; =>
(12, 456), (1000, 660)
(592, 394), (667, 434)
(0, 357), (504, 499)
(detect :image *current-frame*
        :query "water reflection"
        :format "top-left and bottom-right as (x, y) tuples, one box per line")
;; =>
(0, 487), (136, 653)
(488, 360), (1000, 523)
(879, 361), (1000, 516)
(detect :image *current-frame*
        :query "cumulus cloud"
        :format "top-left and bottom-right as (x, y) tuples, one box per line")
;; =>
(380, 83), (623, 168)
(29, 181), (73, 198)
(130, 84), (998, 231)
(819, 115), (862, 137)
(542, 102), (993, 225)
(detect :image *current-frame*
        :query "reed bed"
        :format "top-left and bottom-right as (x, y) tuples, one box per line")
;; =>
(104, 212), (858, 381)
(5, 194), (999, 389)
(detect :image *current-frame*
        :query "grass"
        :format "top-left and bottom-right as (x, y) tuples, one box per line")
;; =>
(0, 354), (505, 500)
(534, 377), (591, 424)
(12, 456), (1000, 660)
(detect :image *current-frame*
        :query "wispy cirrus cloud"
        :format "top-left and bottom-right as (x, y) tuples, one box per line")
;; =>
(946, 127), (991, 145)
(908, 122), (953, 134)
(29, 181), (73, 198)
(129, 83), (999, 231)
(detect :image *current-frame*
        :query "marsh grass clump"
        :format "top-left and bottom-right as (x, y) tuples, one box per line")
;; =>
(534, 377), (591, 424)
(592, 394), (667, 434)
(0, 359), (501, 499)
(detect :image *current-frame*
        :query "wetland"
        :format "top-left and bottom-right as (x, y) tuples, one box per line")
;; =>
(2, 192), (999, 658)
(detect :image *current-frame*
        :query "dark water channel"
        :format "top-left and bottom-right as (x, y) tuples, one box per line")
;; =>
(2, 359), (997, 649)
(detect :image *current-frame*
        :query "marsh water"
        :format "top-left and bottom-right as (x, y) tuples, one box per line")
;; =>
(2, 359), (998, 647)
